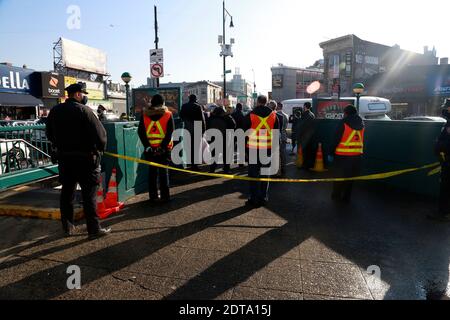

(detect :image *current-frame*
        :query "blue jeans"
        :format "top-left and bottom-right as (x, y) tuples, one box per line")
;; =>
(248, 163), (270, 203)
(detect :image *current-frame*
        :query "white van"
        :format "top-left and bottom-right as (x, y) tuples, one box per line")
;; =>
(282, 96), (392, 123)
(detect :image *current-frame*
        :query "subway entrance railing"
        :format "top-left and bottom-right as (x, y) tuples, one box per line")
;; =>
(0, 125), (58, 190)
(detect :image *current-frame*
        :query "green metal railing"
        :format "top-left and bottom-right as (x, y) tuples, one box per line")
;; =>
(0, 125), (58, 189)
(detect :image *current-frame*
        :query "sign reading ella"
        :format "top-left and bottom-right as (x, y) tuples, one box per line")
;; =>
(0, 65), (33, 94)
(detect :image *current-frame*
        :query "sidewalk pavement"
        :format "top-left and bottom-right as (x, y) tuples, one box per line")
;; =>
(0, 158), (449, 300)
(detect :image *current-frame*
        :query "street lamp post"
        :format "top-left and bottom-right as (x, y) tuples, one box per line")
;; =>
(353, 83), (365, 112)
(221, 0), (234, 103)
(121, 72), (132, 118)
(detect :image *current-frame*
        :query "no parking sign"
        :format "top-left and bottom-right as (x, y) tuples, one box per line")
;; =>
(151, 63), (164, 78)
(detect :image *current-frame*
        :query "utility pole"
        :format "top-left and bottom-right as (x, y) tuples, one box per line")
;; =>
(252, 69), (256, 94)
(220, 1), (234, 104)
(154, 5), (160, 88)
(223, 1), (226, 102)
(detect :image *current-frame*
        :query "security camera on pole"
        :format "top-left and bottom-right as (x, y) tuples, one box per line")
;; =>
(219, 0), (235, 104)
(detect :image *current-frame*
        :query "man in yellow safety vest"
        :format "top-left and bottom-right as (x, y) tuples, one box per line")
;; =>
(244, 95), (279, 207)
(331, 104), (365, 203)
(138, 94), (175, 203)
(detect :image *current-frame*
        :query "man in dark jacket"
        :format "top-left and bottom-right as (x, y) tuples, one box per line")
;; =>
(46, 83), (111, 239)
(331, 104), (365, 203)
(179, 94), (206, 170)
(277, 102), (289, 175)
(231, 103), (246, 167)
(268, 100), (287, 175)
(232, 103), (245, 130)
(289, 109), (301, 155)
(296, 102), (317, 169)
(244, 95), (280, 207)
(207, 105), (236, 174)
(428, 99), (450, 221)
(138, 94), (175, 203)
(97, 105), (107, 121)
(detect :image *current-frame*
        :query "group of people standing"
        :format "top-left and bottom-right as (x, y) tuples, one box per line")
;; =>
(137, 93), (369, 208)
(139, 93), (287, 207)
(45, 82), (450, 239)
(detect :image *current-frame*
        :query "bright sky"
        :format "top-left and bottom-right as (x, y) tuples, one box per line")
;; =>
(1, 0), (449, 94)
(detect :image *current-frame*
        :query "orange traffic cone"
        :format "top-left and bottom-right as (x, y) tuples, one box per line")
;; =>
(97, 179), (113, 219)
(296, 145), (304, 168)
(104, 168), (125, 213)
(311, 143), (327, 172)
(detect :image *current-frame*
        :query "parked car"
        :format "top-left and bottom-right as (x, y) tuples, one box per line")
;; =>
(403, 116), (447, 123)
(282, 96), (392, 129)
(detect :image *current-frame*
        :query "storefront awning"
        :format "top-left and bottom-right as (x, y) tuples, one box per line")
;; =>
(0, 93), (44, 107)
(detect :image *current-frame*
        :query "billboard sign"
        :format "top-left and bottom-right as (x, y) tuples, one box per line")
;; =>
(61, 38), (108, 75)
(35, 72), (65, 98)
(84, 80), (106, 100)
(428, 72), (450, 97)
(61, 77), (105, 100)
(0, 64), (33, 94)
(133, 87), (182, 117)
(316, 99), (354, 120)
(62, 76), (77, 100)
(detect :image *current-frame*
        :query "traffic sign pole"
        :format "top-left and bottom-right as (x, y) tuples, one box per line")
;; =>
(154, 5), (160, 87)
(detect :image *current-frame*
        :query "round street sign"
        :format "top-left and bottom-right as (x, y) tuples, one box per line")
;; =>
(151, 63), (164, 78)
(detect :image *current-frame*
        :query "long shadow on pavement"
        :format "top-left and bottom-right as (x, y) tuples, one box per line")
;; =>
(163, 165), (450, 300)
(1, 162), (449, 300)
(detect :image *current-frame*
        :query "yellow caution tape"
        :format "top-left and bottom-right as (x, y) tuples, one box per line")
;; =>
(428, 166), (442, 176)
(105, 152), (440, 183)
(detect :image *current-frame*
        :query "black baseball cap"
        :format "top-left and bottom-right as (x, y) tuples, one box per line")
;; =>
(65, 82), (89, 95)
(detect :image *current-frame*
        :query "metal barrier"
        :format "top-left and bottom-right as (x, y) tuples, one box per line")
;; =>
(0, 125), (58, 190)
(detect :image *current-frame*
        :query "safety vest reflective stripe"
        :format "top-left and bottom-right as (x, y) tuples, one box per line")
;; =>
(336, 148), (364, 153)
(335, 124), (365, 156)
(247, 113), (276, 149)
(248, 141), (273, 147)
(144, 111), (174, 149)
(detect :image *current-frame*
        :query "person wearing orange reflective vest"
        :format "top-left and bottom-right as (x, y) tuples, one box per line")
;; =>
(331, 104), (365, 203)
(138, 94), (175, 203)
(244, 95), (279, 207)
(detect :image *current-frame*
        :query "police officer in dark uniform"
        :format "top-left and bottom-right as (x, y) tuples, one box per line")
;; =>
(46, 83), (111, 239)
(428, 99), (450, 222)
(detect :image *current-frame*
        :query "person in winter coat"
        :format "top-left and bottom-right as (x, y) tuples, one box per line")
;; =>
(179, 94), (206, 170)
(138, 94), (175, 203)
(232, 103), (245, 130)
(295, 102), (317, 169)
(243, 95), (280, 207)
(207, 105), (236, 174)
(331, 104), (365, 203)
(46, 83), (110, 239)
